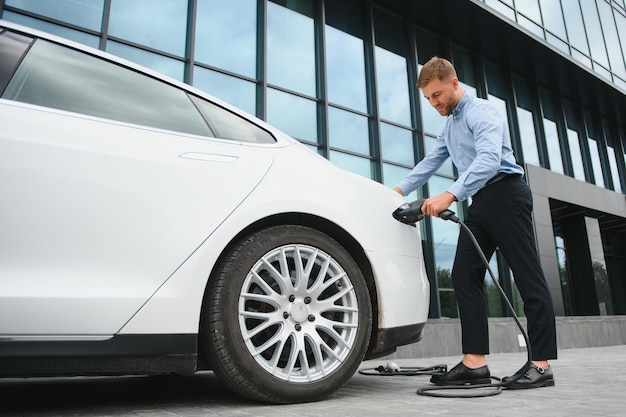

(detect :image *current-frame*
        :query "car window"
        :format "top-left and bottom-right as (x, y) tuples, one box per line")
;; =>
(190, 95), (276, 144)
(0, 30), (33, 94)
(2, 39), (214, 137)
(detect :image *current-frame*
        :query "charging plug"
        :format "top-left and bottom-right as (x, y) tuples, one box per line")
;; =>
(392, 199), (426, 224)
(393, 199), (460, 224)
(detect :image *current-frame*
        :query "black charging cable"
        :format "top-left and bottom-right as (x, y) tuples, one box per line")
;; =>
(374, 200), (533, 397)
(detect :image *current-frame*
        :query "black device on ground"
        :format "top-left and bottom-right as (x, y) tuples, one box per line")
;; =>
(375, 199), (533, 397)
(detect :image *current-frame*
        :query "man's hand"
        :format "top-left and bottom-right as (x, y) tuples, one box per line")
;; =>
(421, 192), (457, 217)
(393, 187), (404, 196)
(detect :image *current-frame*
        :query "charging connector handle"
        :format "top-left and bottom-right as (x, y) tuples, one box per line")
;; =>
(392, 199), (425, 224)
(393, 199), (459, 224)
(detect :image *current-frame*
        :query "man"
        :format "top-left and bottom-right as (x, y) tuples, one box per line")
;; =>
(394, 57), (557, 389)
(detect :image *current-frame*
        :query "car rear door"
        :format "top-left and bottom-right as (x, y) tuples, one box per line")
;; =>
(0, 32), (275, 335)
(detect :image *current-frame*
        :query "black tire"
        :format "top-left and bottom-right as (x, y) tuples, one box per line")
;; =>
(201, 225), (372, 404)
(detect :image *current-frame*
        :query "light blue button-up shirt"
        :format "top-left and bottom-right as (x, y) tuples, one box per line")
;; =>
(397, 93), (524, 201)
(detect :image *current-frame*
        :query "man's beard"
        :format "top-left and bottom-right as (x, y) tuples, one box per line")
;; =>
(438, 102), (455, 116)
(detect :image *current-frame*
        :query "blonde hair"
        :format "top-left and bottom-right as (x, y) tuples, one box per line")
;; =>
(417, 57), (457, 88)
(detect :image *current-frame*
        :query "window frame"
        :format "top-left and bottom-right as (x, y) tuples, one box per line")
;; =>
(1, 30), (276, 145)
(0, 29), (33, 95)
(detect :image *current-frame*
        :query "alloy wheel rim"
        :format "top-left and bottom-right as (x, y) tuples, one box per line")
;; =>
(239, 244), (359, 382)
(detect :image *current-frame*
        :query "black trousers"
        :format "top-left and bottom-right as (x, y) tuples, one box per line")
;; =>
(451, 175), (557, 360)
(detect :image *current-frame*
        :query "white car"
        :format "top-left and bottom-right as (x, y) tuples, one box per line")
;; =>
(0, 20), (429, 404)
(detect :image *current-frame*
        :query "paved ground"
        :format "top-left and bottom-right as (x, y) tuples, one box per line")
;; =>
(1, 345), (624, 416)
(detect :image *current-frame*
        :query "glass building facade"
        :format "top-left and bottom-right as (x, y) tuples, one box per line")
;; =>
(2, 0), (624, 319)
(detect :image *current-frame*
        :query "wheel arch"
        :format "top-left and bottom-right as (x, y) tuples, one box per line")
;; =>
(197, 212), (380, 370)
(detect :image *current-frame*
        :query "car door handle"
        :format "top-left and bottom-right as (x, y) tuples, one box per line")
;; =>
(179, 152), (239, 163)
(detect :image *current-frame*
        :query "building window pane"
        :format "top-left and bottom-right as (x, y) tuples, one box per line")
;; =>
(328, 107), (369, 155)
(588, 137), (605, 187)
(485, 254), (503, 317)
(585, 217), (613, 315)
(415, 26), (446, 65)
(5, 0), (104, 31)
(488, 95), (510, 132)
(266, 88), (317, 142)
(539, 0), (567, 39)
(108, 0), (188, 56)
(509, 270), (526, 316)
(329, 151), (372, 179)
(195, 0), (256, 78)
(486, 62), (514, 166)
(383, 163), (411, 193)
(325, 25), (367, 112)
(429, 175), (461, 318)
(597, 0), (626, 78)
(421, 99), (446, 137)
(562, 0), (589, 54)
(514, 75), (540, 166)
(453, 45), (478, 94)
(380, 123), (414, 165)
(460, 81), (477, 98)
(544, 118), (564, 174)
(106, 41), (184, 81)
(615, 12), (626, 78)
(567, 128), (586, 181)
(579, 0), (609, 68)
(375, 46), (411, 126)
(485, 58), (507, 96)
(267, 2), (315, 97)
(193, 67), (256, 116)
(424, 135), (454, 177)
(586, 111), (606, 187)
(517, 107), (540, 166)
(374, 7), (412, 127)
(603, 120), (624, 194)
(555, 235), (574, 316)
(438, 284), (458, 318)
(1, 11), (100, 48)
(607, 145), (622, 193)
(516, 0), (542, 24)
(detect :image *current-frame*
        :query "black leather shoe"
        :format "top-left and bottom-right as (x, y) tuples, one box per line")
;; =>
(503, 363), (555, 389)
(430, 361), (491, 386)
